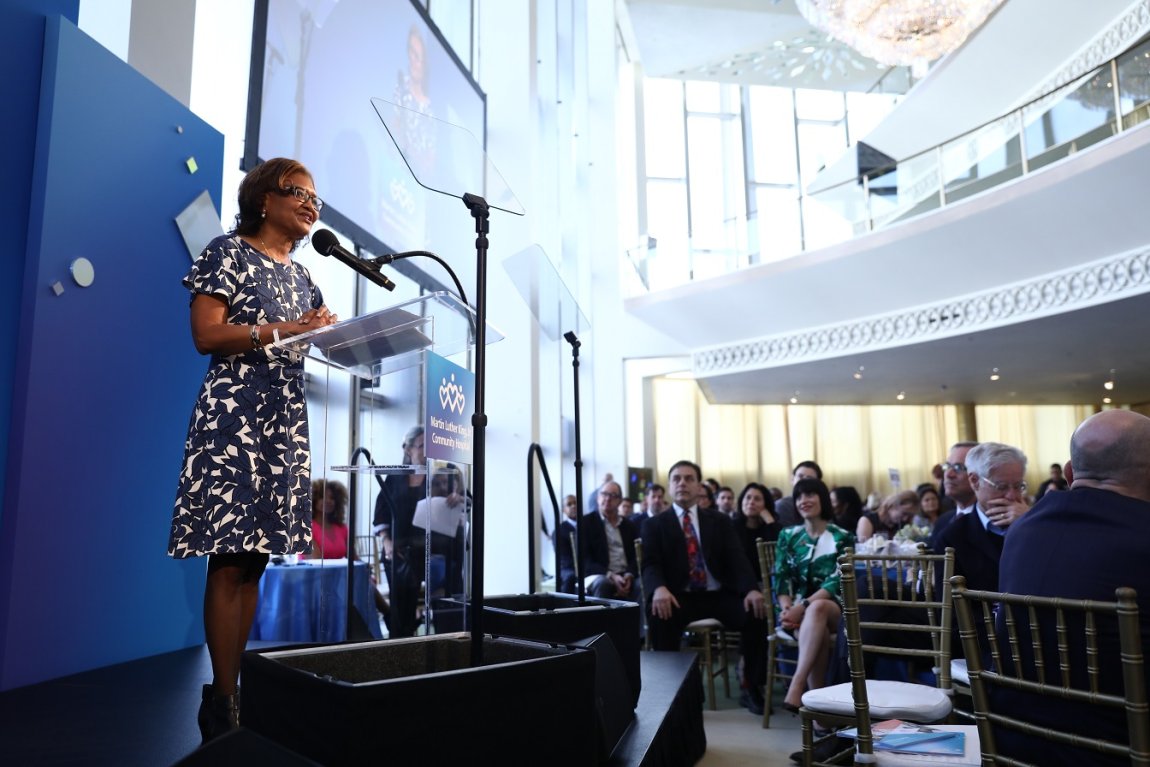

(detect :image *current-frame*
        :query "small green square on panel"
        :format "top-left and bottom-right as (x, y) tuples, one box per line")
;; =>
(186, 157), (198, 174)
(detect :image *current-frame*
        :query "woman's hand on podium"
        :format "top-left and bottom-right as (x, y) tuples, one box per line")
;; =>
(279, 305), (338, 338)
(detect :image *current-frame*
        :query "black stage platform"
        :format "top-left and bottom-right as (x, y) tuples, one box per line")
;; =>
(0, 644), (704, 766)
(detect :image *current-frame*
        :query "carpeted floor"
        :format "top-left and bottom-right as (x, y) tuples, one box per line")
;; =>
(697, 686), (808, 767)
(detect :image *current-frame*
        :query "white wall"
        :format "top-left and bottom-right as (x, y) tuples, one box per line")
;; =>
(83, 0), (635, 595)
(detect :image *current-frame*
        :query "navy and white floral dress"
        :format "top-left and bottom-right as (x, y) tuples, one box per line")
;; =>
(168, 235), (323, 558)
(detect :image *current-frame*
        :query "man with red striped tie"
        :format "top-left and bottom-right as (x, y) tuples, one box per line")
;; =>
(641, 459), (769, 715)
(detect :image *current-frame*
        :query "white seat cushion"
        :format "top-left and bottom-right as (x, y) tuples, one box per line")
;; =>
(801, 680), (953, 722)
(685, 618), (723, 630)
(950, 658), (969, 686)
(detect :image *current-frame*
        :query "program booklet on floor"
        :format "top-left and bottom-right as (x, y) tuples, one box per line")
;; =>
(839, 720), (965, 755)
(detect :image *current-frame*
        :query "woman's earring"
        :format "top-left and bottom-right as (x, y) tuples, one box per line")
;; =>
(261, 210), (266, 218)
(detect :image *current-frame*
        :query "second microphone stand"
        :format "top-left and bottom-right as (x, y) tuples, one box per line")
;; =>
(563, 331), (585, 604)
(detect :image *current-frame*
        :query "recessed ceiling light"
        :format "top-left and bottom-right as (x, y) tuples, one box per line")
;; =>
(1103, 397), (1113, 405)
(896, 392), (906, 401)
(989, 367), (1000, 381)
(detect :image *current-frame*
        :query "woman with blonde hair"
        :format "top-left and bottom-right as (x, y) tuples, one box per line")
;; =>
(856, 490), (918, 542)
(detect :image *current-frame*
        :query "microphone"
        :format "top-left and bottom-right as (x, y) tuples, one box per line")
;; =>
(311, 229), (395, 291)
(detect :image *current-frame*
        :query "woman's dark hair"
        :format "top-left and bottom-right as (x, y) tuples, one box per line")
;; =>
(792, 477), (834, 521)
(312, 479), (348, 525)
(832, 485), (863, 516)
(232, 157), (313, 249)
(917, 485), (941, 503)
(736, 482), (774, 515)
(432, 463), (463, 496)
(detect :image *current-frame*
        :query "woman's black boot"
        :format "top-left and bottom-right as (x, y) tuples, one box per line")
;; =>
(197, 683), (240, 744)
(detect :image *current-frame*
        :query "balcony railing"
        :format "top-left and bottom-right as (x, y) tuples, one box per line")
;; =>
(628, 36), (1150, 295)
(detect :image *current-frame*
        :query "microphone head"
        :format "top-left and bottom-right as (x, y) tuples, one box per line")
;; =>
(311, 228), (339, 256)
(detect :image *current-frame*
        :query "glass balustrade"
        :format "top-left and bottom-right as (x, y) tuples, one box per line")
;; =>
(628, 35), (1150, 294)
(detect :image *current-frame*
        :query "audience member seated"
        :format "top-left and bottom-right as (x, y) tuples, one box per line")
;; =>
(373, 425), (430, 638)
(309, 478), (390, 624)
(928, 441), (979, 548)
(555, 494), (579, 594)
(1034, 461), (1069, 501)
(642, 460), (768, 716)
(697, 482), (715, 511)
(732, 482), (782, 582)
(715, 486), (737, 519)
(773, 478), (854, 713)
(994, 410), (1150, 767)
(934, 441), (1029, 654)
(773, 460), (822, 527)
(583, 480), (639, 601)
(587, 472), (613, 513)
(829, 485), (864, 535)
(618, 497), (635, 520)
(308, 479), (351, 559)
(856, 490), (917, 543)
(412, 464), (468, 597)
(913, 485), (943, 530)
(630, 483), (665, 535)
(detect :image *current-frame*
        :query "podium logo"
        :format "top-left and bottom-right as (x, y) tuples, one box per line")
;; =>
(438, 373), (466, 415)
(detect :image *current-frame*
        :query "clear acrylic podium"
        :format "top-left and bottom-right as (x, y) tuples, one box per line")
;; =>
(272, 290), (501, 642)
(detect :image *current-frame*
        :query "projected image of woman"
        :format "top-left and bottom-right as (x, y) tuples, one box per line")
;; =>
(167, 157), (337, 743)
(394, 24), (436, 176)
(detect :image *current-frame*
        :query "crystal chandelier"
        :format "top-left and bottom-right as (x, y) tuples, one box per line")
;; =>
(794, 0), (1006, 67)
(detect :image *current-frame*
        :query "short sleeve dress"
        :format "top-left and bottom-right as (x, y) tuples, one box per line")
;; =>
(168, 235), (323, 558)
(772, 524), (854, 602)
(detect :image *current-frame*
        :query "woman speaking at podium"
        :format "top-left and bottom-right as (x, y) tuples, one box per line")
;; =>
(167, 158), (338, 743)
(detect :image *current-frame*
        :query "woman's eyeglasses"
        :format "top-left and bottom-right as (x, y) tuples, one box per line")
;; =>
(278, 185), (324, 212)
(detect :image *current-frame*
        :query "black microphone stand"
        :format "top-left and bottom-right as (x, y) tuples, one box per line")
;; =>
(563, 331), (585, 605)
(463, 193), (490, 666)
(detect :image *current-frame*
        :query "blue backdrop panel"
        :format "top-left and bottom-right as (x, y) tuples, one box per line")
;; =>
(0, 0), (79, 567)
(1, 16), (223, 690)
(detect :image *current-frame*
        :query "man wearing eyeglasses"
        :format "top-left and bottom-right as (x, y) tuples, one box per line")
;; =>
(582, 480), (639, 600)
(934, 442), (1029, 654)
(926, 441), (979, 549)
(938, 441), (1030, 657)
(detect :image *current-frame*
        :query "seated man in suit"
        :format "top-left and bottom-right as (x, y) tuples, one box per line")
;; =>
(926, 441), (979, 550)
(993, 410), (1150, 767)
(642, 460), (768, 715)
(582, 480), (639, 600)
(555, 494), (579, 594)
(934, 441), (1029, 654)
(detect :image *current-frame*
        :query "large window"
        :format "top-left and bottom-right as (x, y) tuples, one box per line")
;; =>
(638, 77), (899, 290)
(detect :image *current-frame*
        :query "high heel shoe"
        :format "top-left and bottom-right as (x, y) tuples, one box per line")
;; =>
(782, 702), (801, 714)
(197, 684), (240, 744)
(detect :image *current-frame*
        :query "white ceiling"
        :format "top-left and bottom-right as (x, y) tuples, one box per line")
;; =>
(624, 0), (913, 92)
(620, 0), (1150, 407)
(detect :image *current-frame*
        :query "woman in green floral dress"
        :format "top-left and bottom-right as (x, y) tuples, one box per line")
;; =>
(773, 478), (855, 711)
